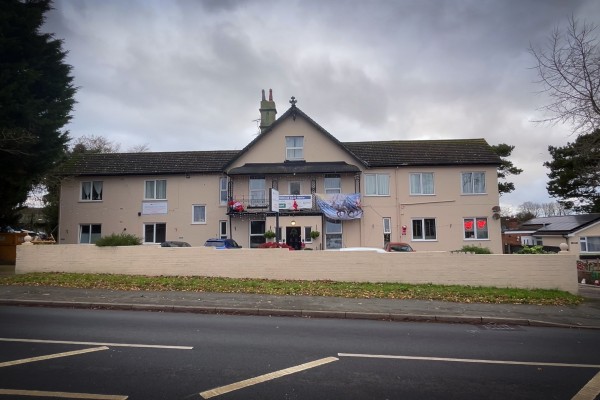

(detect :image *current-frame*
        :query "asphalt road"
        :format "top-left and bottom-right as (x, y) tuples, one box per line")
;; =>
(1, 306), (599, 400)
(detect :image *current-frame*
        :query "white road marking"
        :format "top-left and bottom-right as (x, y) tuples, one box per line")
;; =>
(337, 353), (600, 369)
(0, 337), (192, 350)
(571, 371), (600, 400)
(0, 346), (108, 368)
(0, 388), (127, 399)
(199, 357), (339, 399)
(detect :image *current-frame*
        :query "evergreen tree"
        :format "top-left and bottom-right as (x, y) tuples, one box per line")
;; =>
(545, 129), (600, 213)
(491, 143), (523, 195)
(0, 0), (76, 226)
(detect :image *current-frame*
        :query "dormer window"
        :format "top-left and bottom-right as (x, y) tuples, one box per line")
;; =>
(286, 136), (304, 160)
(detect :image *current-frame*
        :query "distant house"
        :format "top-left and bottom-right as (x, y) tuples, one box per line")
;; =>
(504, 214), (600, 257)
(58, 91), (503, 252)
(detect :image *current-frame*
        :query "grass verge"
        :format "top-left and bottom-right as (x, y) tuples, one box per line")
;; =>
(0, 272), (583, 306)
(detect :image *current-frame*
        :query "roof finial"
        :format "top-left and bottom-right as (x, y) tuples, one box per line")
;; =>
(261, 89), (265, 101)
(269, 89), (273, 101)
(289, 96), (297, 107)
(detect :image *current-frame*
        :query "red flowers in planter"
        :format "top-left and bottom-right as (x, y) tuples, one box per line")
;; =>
(228, 200), (245, 212)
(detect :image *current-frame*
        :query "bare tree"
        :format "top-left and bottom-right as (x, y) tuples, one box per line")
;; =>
(519, 201), (543, 218)
(530, 17), (600, 135)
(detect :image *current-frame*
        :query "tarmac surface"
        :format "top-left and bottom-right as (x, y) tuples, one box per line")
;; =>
(1, 283), (599, 330)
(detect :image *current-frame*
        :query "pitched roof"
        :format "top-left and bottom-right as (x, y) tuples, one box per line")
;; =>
(342, 139), (502, 167)
(223, 105), (367, 169)
(520, 214), (600, 235)
(58, 150), (238, 176)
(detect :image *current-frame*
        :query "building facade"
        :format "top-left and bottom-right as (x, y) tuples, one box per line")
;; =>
(59, 93), (503, 252)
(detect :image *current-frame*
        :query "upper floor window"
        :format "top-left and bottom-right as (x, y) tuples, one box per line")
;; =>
(79, 224), (101, 244)
(249, 177), (266, 207)
(461, 172), (486, 194)
(365, 174), (390, 196)
(289, 181), (301, 195)
(324, 175), (341, 194)
(412, 218), (436, 240)
(81, 181), (103, 201)
(219, 177), (228, 205)
(192, 205), (206, 224)
(286, 136), (304, 160)
(410, 173), (434, 195)
(145, 179), (167, 200)
(581, 237), (600, 253)
(464, 217), (488, 240)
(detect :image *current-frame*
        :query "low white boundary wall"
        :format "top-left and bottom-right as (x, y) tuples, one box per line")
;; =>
(16, 245), (578, 293)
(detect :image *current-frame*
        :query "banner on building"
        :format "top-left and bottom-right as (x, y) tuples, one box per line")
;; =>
(315, 193), (363, 220)
(279, 195), (313, 210)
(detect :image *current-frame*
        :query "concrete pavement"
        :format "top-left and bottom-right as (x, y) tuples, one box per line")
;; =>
(1, 284), (599, 329)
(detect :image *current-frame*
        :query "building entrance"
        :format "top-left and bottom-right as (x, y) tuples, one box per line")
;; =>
(286, 226), (302, 250)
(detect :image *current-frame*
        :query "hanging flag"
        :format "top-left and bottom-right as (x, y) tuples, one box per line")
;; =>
(315, 193), (363, 220)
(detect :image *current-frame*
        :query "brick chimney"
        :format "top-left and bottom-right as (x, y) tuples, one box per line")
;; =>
(259, 89), (277, 132)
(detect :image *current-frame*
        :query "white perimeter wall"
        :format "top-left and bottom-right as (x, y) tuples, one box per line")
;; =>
(16, 246), (578, 293)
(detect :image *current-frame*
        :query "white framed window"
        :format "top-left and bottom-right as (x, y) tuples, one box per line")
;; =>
(461, 172), (486, 194)
(325, 220), (342, 249)
(192, 205), (206, 224)
(80, 181), (103, 201)
(412, 218), (436, 240)
(79, 224), (101, 244)
(464, 218), (489, 240)
(286, 136), (304, 160)
(219, 177), (228, 205)
(219, 220), (228, 239)
(410, 173), (434, 195)
(383, 218), (391, 234)
(365, 174), (390, 196)
(249, 220), (266, 248)
(581, 237), (600, 253)
(324, 175), (341, 194)
(145, 179), (167, 200)
(289, 181), (301, 195)
(304, 226), (312, 243)
(249, 178), (266, 207)
(144, 223), (166, 243)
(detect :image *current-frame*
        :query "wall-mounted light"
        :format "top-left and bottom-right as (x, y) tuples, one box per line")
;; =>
(291, 220), (296, 226)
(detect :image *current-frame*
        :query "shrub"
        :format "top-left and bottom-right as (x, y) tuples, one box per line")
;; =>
(516, 245), (554, 254)
(454, 245), (492, 254)
(263, 230), (276, 239)
(310, 230), (320, 240)
(95, 233), (142, 247)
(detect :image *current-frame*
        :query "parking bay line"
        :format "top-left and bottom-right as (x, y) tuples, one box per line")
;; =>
(0, 388), (127, 399)
(0, 346), (108, 368)
(337, 353), (600, 369)
(0, 338), (193, 350)
(199, 357), (339, 399)
(572, 371), (600, 400)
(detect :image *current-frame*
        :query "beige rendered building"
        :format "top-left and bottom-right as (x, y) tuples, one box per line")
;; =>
(59, 92), (503, 252)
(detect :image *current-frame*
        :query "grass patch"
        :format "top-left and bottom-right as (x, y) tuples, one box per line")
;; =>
(0, 272), (582, 306)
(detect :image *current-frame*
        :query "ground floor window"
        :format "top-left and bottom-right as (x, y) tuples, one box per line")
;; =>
(144, 223), (166, 243)
(325, 220), (342, 249)
(79, 224), (101, 244)
(464, 218), (488, 240)
(249, 220), (266, 248)
(581, 236), (600, 253)
(304, 226), (313, 243)
(412, 218), (436, 240)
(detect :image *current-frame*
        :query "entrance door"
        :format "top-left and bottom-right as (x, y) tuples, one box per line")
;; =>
(286, 226), (302, 250)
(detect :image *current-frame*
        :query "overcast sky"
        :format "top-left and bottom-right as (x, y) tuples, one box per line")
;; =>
(43, 0), (600, 212)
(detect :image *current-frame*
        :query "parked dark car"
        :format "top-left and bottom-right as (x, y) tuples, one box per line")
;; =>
(384, 242), (415, 252)
(203, 238), (242, 249)
(161, 241), (191, 247)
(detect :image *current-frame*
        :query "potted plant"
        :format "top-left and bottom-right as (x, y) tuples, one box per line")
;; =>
(310, 230), (320, 240)
(264, 230), (276, 241)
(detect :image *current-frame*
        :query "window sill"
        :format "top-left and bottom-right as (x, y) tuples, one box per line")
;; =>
(409, 194), (436, 196)
(463, 238), (490, 241)
(191, 222), (207, 225)
(461, 193), (487, 196)
(79, 200), (103, 203)
(364, 194), (391, 197)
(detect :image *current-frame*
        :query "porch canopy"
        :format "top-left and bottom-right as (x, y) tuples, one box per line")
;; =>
(227, 161), (361, 175)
